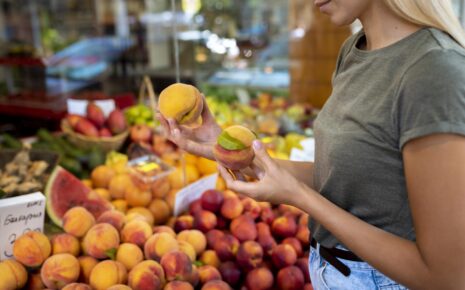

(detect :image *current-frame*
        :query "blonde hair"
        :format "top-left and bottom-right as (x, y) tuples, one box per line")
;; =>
(384, 0), (465, 47)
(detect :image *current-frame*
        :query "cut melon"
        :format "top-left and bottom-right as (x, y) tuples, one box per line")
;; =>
(45, 166), (112, 226)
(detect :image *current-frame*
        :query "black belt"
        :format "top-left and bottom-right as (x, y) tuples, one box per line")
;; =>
(311, 238), (362, 277)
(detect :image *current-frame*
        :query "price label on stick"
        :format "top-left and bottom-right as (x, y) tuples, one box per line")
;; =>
(174, 173), (218, 216)
(0, 192), (46, 261)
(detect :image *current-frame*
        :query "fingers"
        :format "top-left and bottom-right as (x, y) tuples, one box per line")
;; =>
(200, 94), (216, 123)
(156, 113), (170, 135)
(252, 140), (275, 170)
(218, 165), (258, 195)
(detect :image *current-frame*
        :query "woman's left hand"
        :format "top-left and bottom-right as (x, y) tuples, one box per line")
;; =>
(217, 140), (306, 206)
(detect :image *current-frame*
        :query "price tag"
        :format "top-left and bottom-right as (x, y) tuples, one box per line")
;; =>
(0, 192), (46, 261)
(174, 173), (218, 216)
(67, 99), (116, 117)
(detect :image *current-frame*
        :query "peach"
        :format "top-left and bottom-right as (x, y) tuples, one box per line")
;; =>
(206, 229), (225, 249)
(236, 241), (263, 271)
(153, 225), (176, 238)
(296, 257), (311, 283)
(277, 266), (305, 290)
(165, 189), (178, 211)
(245, 267), (274, 290)
(127, 207), (155, 225)
(304, 283), (315, 290)
(201, 280), (232, 290)
(198, 265), (222, 285)
(218, 261), (241, 287)
(144, 232), (179, 261)
(107, 285), (133, 290)
(188, 199), (203, 215)
(51, 233), (80, 256)
(187, 265), (200, 287)
(62, 206), (96, 238)
(121, 220), (153, 247)
(176, 229), (207, 255)
(160, 251), (193, 282)
(128, 260), (165, 290)
(112, 199), (128, 213)
(158, 83), (203, 125)
(296, 225), (310, 247)
(125, 212), (149, 224)
(272, 216), (297, 239)
(200, 250), (221, 268)
(13, 231), (51, 267)
(216, 176), (226, 190)
(178, 240), (197, 261)
(96, 210), (125, 231)
(166, 216), (176, 229)
(91, 165), (115, 188)
(213, 234), (239, 261)
(26, 273), (45, 290)
(256, 222), (277, 255)
(282, 237), (303, 257)
(201, 190), (224, 213)
(271, 244), (297, 269)
(62, 283), (92, 290)
(77, 256), (98, 283)
(40, 253), (80, 289)
(241, 197), (261, 220)
(230, 215), (257, 242)
(216, 216), (229, 230)
(174, 215), (194, 232)
(82, 223), (120, 259)
(109, 174), (134, 199)
(148, 199), (171, 225)
(117, 243), (144, 271)
(220, 196), (243, 220)
(151, 177), (171, 199)
(279, 204), (304, 216)
(260, 206), (276, 224)
(0, 259), (28, 290)
(125, 185), (152, 207)
(194, 210), (217, 233)
(89, 260), (127, 290)
(299, 214), (309, 226)
(213, 144), (254, 171)
(164, 281), (194, 290)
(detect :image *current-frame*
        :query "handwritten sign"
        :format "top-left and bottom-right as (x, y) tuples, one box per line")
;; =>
(67, 99), (116, 117)
(174, 173), (218, 216)
(0, 192), (46, 261)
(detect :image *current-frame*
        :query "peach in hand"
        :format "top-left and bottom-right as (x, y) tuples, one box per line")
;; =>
(158, 83), (203, 125)
(213, 125), (256, 170)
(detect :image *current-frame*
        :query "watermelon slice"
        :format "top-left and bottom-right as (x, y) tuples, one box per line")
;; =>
(45, 166), (113, 226)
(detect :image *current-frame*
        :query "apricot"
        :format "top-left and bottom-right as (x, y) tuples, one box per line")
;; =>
(200, 250), (221, 268)
(82, 223), (120, 259)
(148, 198), (171, 225)
(160, 251), (193, 282)
(91, 165), (116, 188)
(272, 216), (297, 239)
(271, 244), (297, 269)
(128, 260), (164, 290)
(112, 199), (128, 213)
(174, 215), (194, 232)
(89, 260), (127, 290)
(125, 185), (151, 207)
(194, 210), (217, 233)
(201, 190), (224, 213)
(164, 281), (194, 290)
(153, 225), (176, 238)
(218, 262), (241, 287)
(220, 196), (243, 220)
(230, 215), (257, 242)
(177, 229), (207, 255)
(201, 280), (232, 290)
(236, 241), (263, 271)
(277, 266), (305, 290)
(213, 125), (256, 170)
(62, 283), (92, 290)
(198, 265), (222, 285)
(151, 177), (171, 199)
(178, 240), (197, 261)
(144, 232), (179, 261)
(62, 206), (96, 238)
(40, 254), (80, 289)
(121, 220), (152, 247)
(109, 173), (134, 199)
(0, 259), (28, 290)
(107, 285), (132, 290)
(77, 256), (98, 283)
(96, 210), (125, 231)
(158, 83), (203, 125)
(13, 231), (51, 267)
(127, 207), (155, 225)
(116, 243), (144, 271)
(245, 267), (274, 290)
(51, 233), (80, 256)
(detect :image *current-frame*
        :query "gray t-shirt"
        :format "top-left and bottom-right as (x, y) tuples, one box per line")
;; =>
(310, 27), (465, 248)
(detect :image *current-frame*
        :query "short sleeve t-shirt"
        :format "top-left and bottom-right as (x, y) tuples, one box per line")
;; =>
(310, 27), (465, 248)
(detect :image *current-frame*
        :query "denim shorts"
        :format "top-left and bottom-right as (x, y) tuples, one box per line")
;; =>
(309, 244), (409, 290)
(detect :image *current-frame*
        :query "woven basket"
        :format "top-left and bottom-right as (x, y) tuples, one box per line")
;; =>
(61, 120), (129, 153)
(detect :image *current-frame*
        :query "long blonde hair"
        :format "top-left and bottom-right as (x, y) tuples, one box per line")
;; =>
(384, 0), (465, 47)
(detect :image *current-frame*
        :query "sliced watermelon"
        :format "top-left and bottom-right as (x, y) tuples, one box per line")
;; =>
(45, 166), (113, 226)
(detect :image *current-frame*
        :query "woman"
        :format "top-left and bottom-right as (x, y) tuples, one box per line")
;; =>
(159, 0), (465, 289)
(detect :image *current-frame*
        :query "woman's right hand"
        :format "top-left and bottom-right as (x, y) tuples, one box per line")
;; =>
(157, 95), (222, 160)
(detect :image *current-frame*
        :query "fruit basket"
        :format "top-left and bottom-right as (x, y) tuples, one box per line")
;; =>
(61, 119), (129, 153)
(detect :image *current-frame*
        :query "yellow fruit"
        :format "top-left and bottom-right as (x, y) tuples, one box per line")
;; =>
(91, 165), (116, 189)
(158, 83), (203, 125)
(197, 157), (217, 175)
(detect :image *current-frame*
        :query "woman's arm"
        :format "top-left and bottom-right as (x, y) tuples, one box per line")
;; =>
(221, 135), (465, 289)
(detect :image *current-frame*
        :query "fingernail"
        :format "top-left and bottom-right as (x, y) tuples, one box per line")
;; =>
(253, 140), (262, 150)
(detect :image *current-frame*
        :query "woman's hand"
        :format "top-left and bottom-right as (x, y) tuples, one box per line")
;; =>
(218, 140), (306, 206)
(157, 95), (222, 160)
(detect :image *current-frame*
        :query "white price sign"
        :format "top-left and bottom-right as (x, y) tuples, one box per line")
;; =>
(0, 192), (46, 261)
(174, 173), (218, 216)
